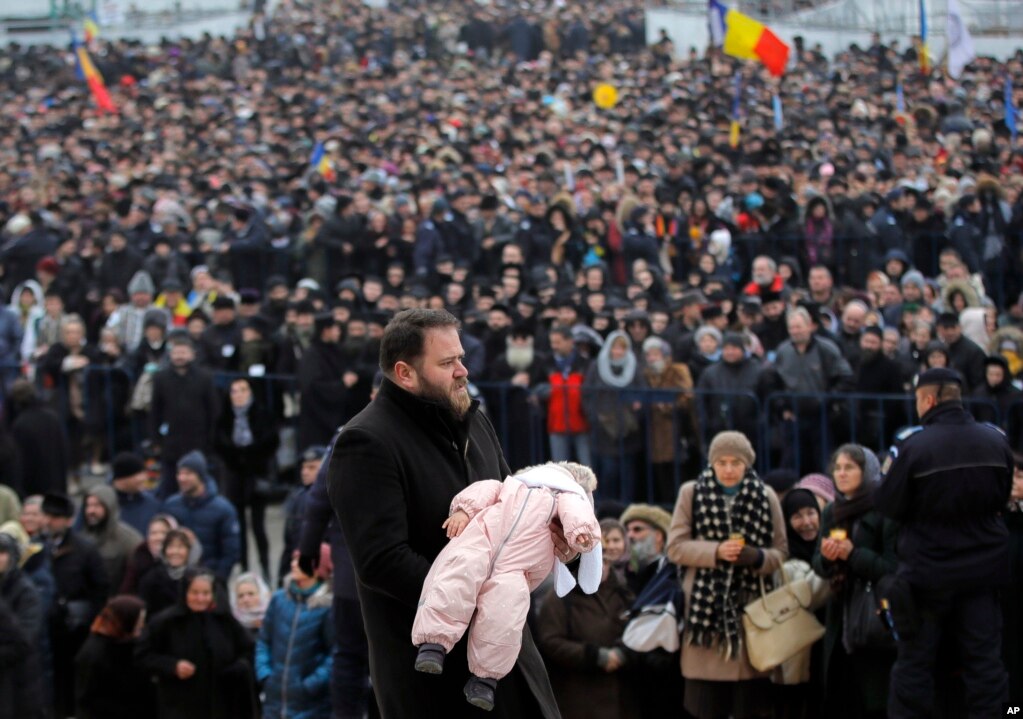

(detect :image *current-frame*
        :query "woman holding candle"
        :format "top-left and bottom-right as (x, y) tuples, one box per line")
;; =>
(812, 444), (898, 719)
(667, 431), (788, 719)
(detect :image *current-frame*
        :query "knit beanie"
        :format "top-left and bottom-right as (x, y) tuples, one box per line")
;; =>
(694, 325), (723, 347)
(112, 451), (146, 480)
(900, 269), (925, 290)
(176, 451), (210, 483)
(707, 431), (756, 467)
(796, 473), (836, 505)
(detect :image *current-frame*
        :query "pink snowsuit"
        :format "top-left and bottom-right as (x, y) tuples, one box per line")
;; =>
(411, 466), (601, 680)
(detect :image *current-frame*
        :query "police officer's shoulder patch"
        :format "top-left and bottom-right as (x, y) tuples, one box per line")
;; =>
(881, 452), (894, 476)
(895, 425), (923, 442)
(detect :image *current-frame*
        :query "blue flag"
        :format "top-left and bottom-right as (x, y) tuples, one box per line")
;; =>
(896, 79), (905, 113)
(772, 93), (783, 132)
(1007, 75), (1018, 144)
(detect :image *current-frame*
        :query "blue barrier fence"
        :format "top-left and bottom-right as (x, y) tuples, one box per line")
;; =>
(18, 366), (1023, 505)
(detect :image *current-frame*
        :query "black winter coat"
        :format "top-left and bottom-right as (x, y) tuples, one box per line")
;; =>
(297, 339), (354, 448)
(138, 564), (184, 618)
(75, 634), (156, 719)
(136, 604), (256, 719)
(214, 397), (279, 504)
(150, 364), (218, 462)
(0, 599), (45, 719)
(50, 530), (110, 619)
(874, 401), (1013, 588)
(9, 400), (68, 496)
(329, 378), (560, 719)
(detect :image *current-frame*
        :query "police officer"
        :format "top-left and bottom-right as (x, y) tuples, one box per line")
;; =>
(874, 367), (1012, 717)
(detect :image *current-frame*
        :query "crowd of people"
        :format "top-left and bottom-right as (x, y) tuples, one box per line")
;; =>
(0, 0), (1022, 716)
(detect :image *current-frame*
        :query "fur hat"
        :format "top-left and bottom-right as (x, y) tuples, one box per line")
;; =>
(619, 503), (673, 539)
(707, 431), (756, 467)
(553, 461), (597, 495)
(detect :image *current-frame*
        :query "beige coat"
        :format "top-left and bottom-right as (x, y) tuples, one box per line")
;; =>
(667, 480), (788, 682)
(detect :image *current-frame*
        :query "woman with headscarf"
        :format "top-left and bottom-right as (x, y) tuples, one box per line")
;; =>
(75, 595), (155, 719)
(255, 553), (334, 719)
(536, 519), (637, 719)
(230, 571), (271, 640)
(120, 513), (178, 594)
(138, 529), (201, 618)
(667, 431), (788, 719)
(812, 444), (898, 719)
(582, 330), (646, 503)
(771, 488), (832, 719)
(136, 568), (257, 719)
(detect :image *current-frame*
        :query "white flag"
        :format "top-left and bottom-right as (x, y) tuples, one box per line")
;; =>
(947, 0), (975, 79)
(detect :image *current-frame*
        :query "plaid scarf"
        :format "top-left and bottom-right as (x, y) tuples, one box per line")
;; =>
(686, 467), (774, 660)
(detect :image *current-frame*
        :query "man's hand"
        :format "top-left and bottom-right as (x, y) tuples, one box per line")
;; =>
(550, 517), (579, 564)
(442, 510), (470, 539)
(343, 371), (359, 388)
(175, 660), (196, 680)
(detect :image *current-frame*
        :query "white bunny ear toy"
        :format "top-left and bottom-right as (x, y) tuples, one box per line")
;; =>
(510, 463), (602, 598)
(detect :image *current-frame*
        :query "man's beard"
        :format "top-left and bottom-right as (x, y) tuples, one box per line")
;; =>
(505, 346), (534, 371)
(418, 375), (472, 420)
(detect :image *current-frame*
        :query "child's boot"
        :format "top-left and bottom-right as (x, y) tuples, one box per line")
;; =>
(463, 675), (498, 711)
(413, 643), (446, 674)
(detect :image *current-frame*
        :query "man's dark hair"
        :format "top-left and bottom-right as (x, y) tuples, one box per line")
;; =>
(549, 326), (573, 342)
(379, 309), (460, 375)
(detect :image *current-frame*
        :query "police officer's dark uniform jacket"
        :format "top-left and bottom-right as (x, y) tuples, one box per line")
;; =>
(874, 397), (1013, 589)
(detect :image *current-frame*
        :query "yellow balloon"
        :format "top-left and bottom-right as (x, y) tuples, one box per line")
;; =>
(593, 83), (618, 110)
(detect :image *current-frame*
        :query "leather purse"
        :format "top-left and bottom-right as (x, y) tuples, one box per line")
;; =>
(742, 569), (826, 672)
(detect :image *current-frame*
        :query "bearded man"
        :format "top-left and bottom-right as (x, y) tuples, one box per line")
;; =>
(486, 324), (549, 471)
(329, 308), (563, 718)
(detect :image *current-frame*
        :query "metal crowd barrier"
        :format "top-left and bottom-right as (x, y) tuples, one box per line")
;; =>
(25, 368), (1023, 506)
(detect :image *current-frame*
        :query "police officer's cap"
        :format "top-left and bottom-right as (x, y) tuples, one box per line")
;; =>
(915, 367), (962, 388)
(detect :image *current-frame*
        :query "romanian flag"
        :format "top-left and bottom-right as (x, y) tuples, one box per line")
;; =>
(83, 15), (100, 44)
(73, 35), (116, 114)
(309, 142), (336, 182)
(919, 0), (929, 74)
(729, 72), (742, 148)
(718, 5), (789, 77)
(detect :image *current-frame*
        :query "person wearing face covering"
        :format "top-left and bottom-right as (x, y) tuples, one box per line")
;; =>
(136, 568), (257, 719)
(772, 489), (831, 719)
(75, 595), (155, 719)
(582, 330), (647, 503)
(812, 444), (897, 719)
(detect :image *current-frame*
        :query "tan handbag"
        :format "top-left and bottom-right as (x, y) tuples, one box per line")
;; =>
(742, 569), (825, 672)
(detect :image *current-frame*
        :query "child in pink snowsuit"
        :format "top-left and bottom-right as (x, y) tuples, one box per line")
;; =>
(411, 461), (603, 711)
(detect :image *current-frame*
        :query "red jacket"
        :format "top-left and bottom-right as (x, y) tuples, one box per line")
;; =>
(547, 356), (589, 434)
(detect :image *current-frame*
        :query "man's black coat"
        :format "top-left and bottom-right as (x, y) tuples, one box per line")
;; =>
(329, 378), (560, 718)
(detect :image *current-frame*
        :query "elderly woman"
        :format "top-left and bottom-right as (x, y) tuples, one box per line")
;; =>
(667, 431), (787, 719)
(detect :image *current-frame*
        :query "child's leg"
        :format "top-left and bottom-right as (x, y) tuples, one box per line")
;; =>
(466, 571), (530, 680)
(411, 524), (492, 652)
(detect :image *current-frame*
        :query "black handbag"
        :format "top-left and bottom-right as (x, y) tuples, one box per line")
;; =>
(842, 579), (895, 652)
